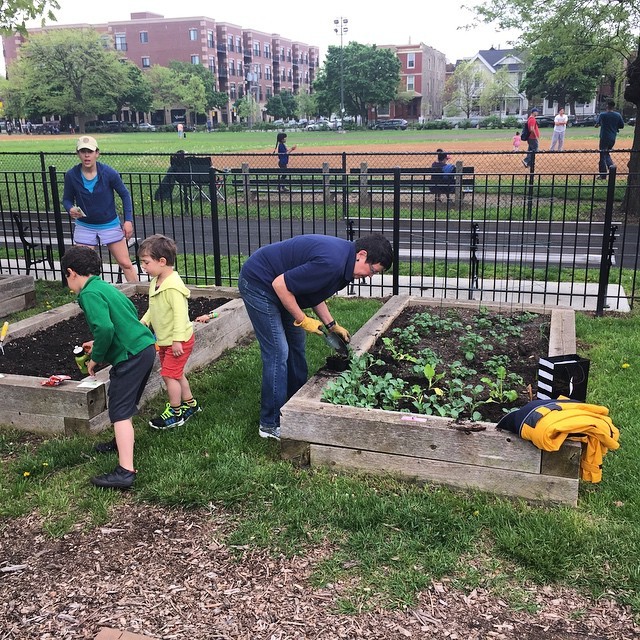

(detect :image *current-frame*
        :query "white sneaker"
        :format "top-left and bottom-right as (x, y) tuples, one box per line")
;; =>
(259, 424), (281, 441)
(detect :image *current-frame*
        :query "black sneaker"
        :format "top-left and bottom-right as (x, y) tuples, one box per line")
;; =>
(149, 403), (184, 430)
(91, 465), (136, 489)
(259, 424), (281, 441)
(180, 400), (202, 423)
(94, 437), (118, 454)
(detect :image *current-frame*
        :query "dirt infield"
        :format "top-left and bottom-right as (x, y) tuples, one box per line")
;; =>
(289, 139), (630, 175)
(226, 137), (630, 175)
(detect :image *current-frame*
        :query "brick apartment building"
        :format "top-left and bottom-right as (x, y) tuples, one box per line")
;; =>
(2, 12), (320, 125)
(376, 42), (447, 122)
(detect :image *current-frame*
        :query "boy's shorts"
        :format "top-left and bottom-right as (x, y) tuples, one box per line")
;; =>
(108, 344), (156, 423)
(158, 334), (195, 379)
(74, 224), (124, 246)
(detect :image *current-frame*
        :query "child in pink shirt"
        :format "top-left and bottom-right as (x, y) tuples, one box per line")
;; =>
(512, 131), (521, 151)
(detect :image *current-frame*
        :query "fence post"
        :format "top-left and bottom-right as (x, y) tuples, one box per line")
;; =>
(359, 162), (369, 205)
(454, 160), (463, 202)
(322, 162), (334, 204)
(48, 166), (66, 284)
(525, 153), (536, 220)
(40, 152), (50, 212)
(595, 165), (617, 316)
(392, 167), (401, 296)
(208, 167), (222, 286)
(242, 162), (253, 203)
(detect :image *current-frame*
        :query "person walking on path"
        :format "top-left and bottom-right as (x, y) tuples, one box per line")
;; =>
(63, 135), (139, 282)
(522, 108), (541, 168)
(138, 234), (201, 430)
(550, 108), (569, 151)
(596, 100), (625, 179)
(275, 132), (297, 192)
(62, 246), (156, 489)
(238, 233), (393, 441)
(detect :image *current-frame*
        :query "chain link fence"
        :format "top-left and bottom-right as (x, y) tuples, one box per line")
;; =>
(0, 150), (638, 313)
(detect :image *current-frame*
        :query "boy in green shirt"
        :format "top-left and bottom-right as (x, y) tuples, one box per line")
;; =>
(61, 246), (156, 489)
(139, 234), (200, 429)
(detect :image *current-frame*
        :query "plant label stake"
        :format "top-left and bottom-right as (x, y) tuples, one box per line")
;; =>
(0, 321), (8, 355)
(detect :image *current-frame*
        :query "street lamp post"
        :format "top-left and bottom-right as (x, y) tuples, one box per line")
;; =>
(333, 17), (348, 127)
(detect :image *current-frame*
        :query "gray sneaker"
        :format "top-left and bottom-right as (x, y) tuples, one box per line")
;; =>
(259, 424), (281, 441)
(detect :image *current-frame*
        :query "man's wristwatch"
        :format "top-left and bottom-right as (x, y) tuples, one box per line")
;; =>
(325, 320), (336, 329)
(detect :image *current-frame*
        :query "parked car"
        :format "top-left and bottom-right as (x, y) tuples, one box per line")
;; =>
(306, 121), (333, 131)
(535, 115), (556, 127)
(374, 118), (408, 130)
(137, 122), (157, 132)
(573, 115), (599, 127)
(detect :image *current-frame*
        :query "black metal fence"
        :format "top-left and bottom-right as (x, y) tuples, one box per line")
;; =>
(0, 150), (638, 315)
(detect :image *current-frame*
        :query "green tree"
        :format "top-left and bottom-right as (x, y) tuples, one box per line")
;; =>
(313, 42), (400, 123)
(479, 67), (513, 116)
(237, 94), (261, 126)
(147, 65), (180, 121)
(4, 29), (131, 132)
(519, 53), (604, 113)
(296, 91), (317, 120)
(469, 0), (640, 211)
(116, 62), (153, 117)
(447, 61), (482, 117)
(278, 90), (297, 119)
(0, 0), (58, 33)
(265, 94), (286, 119)
(168, 60), (227, 112)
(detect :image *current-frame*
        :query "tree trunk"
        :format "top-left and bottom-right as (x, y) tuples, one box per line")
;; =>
(622, 39), (640, 215)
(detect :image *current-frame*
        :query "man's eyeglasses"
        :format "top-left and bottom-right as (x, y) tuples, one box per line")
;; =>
(369, 264), (383, 276)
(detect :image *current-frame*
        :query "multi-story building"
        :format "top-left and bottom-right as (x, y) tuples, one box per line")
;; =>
(2, 11), (319, 125)
(376, 42), (447, 122)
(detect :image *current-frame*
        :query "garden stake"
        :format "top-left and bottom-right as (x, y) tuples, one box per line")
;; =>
(0, 321), (8, 355)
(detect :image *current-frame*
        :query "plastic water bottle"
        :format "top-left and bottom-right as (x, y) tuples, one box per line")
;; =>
(73, 345), (91, 374)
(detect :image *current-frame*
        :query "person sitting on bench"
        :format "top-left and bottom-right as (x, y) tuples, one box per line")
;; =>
(430, 149), (455, 202)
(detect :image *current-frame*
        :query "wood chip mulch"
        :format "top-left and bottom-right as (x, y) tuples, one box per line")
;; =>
(1, 502), (639, 640)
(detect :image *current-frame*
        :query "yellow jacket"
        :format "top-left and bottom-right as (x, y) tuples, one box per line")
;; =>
(140, 271), (193, 346)
(519, 401), (620, 483)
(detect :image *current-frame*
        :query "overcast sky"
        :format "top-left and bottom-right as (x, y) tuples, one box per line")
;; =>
(7, 0), (519, 71)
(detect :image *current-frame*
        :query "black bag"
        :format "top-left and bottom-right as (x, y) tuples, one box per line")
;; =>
(520, 120), (530, 141)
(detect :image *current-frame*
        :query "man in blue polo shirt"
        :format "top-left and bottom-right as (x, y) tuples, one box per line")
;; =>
(238, 234), (393, 441)
(596, 100), (625, 179)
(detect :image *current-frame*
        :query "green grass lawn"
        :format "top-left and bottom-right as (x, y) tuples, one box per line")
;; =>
(1, 282), (640, 615)
(0, 126), (633, 155)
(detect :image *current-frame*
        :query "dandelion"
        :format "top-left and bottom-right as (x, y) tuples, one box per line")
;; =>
(42, 462), (49, 467)
(622, 363), (630, 369)
(23, 471), (30, 477)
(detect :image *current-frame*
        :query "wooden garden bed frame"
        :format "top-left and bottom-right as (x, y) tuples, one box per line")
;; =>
(281, 296), (582, 505)
(0, 284), (252, 436)
(0, 274), (35, 316)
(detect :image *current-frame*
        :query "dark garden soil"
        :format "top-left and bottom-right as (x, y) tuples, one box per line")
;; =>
(0, 295), (229, 379)
(328, 305), (549, 424)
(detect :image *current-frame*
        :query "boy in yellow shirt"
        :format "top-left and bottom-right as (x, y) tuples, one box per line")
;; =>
(139, 234), (200, 429)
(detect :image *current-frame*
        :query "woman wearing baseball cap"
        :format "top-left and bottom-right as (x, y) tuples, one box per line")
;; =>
(62, 136), (138, 282)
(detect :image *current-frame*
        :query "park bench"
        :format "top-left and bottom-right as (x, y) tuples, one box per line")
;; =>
(345, 216), (619, 289)
(349, 163), (476, 205)
(5, 211), (141, 280)
(228, 165), (346, 203)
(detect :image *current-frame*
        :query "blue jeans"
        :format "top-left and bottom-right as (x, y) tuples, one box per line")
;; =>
(238, 274), (308, 429)
(524, 138), (539, 167)
(599, 139), (616, 177)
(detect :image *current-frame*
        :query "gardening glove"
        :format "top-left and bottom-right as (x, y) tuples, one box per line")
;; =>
(294, 315), (323, 335)
(330, 322), (351, 343)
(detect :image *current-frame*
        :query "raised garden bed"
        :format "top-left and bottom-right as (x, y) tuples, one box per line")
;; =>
(0, 284), (252, 436)
(281, 296), (582, 505)
(0, 274), (35, 316)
